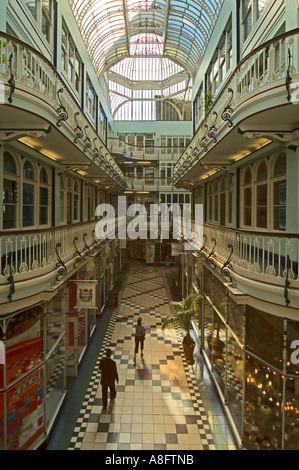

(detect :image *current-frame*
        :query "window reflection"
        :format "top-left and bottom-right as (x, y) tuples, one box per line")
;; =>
(244, 356), (283, 450)
(5, 307), (43, 386)
(226, 333), (243, 433)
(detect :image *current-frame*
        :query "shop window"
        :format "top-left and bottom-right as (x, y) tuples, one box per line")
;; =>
(273, 154), (286, 231)
(212, 312), (226, 393)
(241, 0), (267, 45)
(227, 175), (233, 225)
(256, 183), (267, 228)
(213, 181), (219, 222)
(61, 20), (82, 95)
(22, 161), (35, 228)
(243, 167), (252, 227)
(5, 307), (43, 387)
(284, 378), (299, 450)
(3, 153), (18, 230)
(73, 181), (80, 222)
(246, 306), (284, 370)
(86, 74), (97, 123)
(203, 300), (213, 361)
(39, 167), (50, 226)
(203, 266), (213, 299)
(226, 332), (243, 434)
(213, 276), (227, 317)
(227, 296), (244, 340)
(59, 175), (66, 225)
(45, 338), (65, 431)
(241, 155), (287, 231)
(207, 183), (213, 221)
(244, 355), (283, 450)
(25, 0), (53, 44)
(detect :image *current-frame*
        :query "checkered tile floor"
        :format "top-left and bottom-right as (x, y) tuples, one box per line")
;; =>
(48, 261), (236, 451)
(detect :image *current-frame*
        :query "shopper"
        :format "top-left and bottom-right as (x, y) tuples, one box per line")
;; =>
(99, 348), (119, 409)
(134, 317), (146, 363)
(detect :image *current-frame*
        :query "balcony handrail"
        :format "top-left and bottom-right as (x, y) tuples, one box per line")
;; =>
(203, 221), (299, 240)
(0, 33), (126, 187)
(174, 27), (299, 177)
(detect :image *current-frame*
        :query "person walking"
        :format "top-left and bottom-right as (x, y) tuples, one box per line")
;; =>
(134, 317), (146, 363)
(99, 348), (119, 409)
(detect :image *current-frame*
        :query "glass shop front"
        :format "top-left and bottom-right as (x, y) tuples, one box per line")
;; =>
(199, 265), (299, 450)
(0, 295), (67, 450)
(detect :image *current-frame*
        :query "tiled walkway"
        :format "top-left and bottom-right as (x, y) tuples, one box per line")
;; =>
(47, 262), (236, 451)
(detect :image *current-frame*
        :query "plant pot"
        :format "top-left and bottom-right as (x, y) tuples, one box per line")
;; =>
(183, 339), (195, 359)
(211, 339), (225, 358)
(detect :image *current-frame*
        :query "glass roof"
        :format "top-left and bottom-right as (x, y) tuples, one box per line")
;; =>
(69, 0), (224, 78)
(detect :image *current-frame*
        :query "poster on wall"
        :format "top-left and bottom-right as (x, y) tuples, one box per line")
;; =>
(75, 281), (97, 309)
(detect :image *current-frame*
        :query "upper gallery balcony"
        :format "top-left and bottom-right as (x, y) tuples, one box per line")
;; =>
(173, 28), (299, 187)
(0, 34), (126, 192)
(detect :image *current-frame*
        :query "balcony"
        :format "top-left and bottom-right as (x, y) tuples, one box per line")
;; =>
(125, 176), (175, 192)
(0, 218), (120, 303)
(186, 223), (299, 307)
(173, 28), (299, 186)
(0, 34), (126, 192)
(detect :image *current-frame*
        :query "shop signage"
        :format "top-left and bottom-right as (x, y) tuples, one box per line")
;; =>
(76, 281), (97, 309)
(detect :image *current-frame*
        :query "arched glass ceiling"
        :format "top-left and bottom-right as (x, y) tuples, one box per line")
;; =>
(69, 0), (224, 78)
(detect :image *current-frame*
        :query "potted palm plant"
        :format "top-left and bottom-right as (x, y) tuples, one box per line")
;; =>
(162, 293), (201, 359)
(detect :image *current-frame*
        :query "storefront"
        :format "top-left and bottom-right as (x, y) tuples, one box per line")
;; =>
(0, 296), (67, 450)
(196, 264), (299, 450)
(0, 251), (105, 449)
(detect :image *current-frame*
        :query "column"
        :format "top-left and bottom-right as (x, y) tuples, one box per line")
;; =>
(286, 146), (299, 233)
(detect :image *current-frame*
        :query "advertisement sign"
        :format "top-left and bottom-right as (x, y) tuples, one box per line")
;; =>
(76, 281), (97, 309)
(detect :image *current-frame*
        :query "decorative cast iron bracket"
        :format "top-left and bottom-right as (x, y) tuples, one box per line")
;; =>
(199, 126), (209, 152)
(92, 230), (100, 250)
(74, 112), (83, 143)
(286, 48), (293, 102)
(207, 111), (218, 143)
(221, 88), (234, 127)
(207, 238), (217, 269)
(284, 255), (291, 307)
(221, 244), (233, 282)
(93, 139), (102, 161)
(7, 252), (15, 301)
(8, 53), (15, 104)
(83, 233), (91, 257)
(56, 243), (67, 281)
(73, 236), (83, 267)
(83, 126), (92, 152)
(196, 234), (208, 260)
(57, 89), (69, 127)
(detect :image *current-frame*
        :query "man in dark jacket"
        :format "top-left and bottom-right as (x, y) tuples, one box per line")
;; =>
(99, 348), (119, 408)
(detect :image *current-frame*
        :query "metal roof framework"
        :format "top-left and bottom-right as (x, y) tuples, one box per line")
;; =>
(69, 0), (223, 117)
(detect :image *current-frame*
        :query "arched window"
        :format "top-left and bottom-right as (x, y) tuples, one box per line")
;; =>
(256, 161), (268, 228)
(226, 175), (233, 225)
(67, 177), (73, 225)
(213, 180), (219, 222)
(73, 180), (80, 222)
(240, 154), (287, 231)
(23, 160), (36, 227)
(207, 183), (213, 221)
(273, 154), (286, 231)
(3, 152), (18, 230)
(39, 167), (50, 225)
(60, 175), (66, 224)
(274, 153), (286, 176)
(219, 177), (226, 225)
(242, 167), (252, 226)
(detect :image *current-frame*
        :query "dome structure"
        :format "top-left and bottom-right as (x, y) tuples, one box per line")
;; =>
(69, 0), (224, 119)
